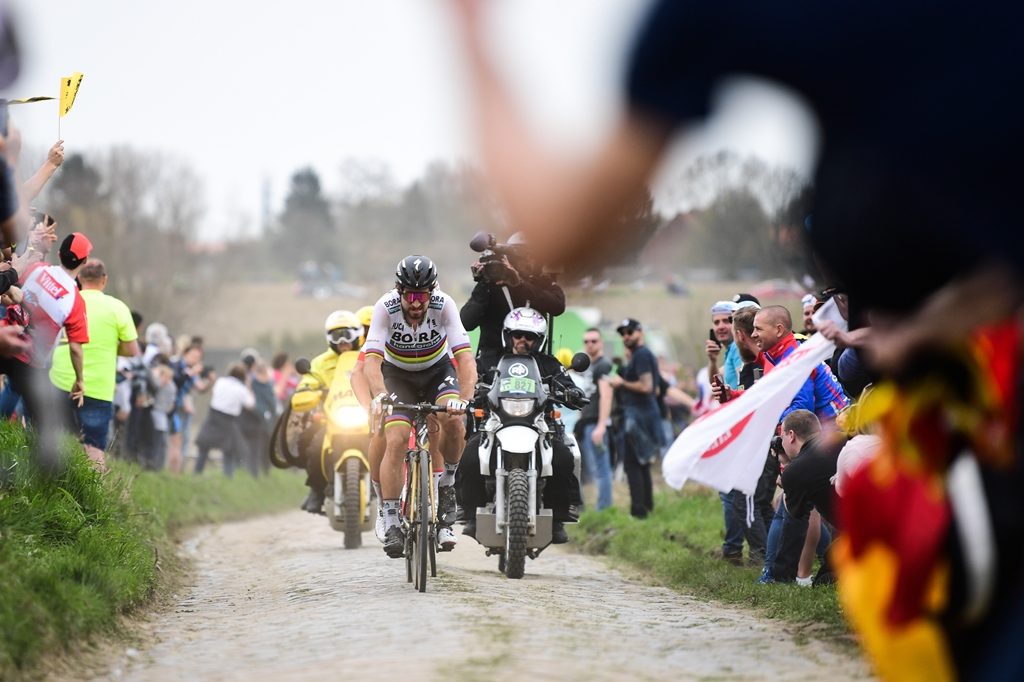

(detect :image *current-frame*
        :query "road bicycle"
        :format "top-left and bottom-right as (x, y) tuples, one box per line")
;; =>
(384, 401), (464, 593)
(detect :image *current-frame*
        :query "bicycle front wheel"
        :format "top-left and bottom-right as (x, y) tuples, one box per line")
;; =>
(405, 453), (415, 584)
(414, 448), (431, 592)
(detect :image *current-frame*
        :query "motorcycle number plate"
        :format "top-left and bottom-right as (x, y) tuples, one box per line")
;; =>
(499, 377), (536, 394)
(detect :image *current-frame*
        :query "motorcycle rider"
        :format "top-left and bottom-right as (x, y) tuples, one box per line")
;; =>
(457, 306), (584, 544)
(460, 232), (565, 378)
(297, 310), (365, 514)
(364, 255), (477, 558)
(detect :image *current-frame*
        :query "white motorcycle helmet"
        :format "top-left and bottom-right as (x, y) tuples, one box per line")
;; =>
(501, 306), (547, 351)
(324, 310), (363, 350)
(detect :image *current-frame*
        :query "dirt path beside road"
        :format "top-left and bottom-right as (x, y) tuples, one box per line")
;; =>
(87, 511), (870, 681)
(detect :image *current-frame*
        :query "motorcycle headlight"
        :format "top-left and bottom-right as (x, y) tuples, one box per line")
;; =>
(331, 405), (369, 430)
(500, 398), (535, 417)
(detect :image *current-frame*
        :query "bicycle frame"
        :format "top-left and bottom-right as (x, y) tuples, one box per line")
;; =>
(382, 400), (459, 593)
(401, 413), (435, 536)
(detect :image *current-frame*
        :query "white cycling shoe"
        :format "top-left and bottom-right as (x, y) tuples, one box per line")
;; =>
(374, 507), (387, 544)
(437, 526), (457, 552)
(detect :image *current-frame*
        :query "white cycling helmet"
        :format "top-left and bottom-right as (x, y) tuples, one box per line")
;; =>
(502, 306), (547, 351)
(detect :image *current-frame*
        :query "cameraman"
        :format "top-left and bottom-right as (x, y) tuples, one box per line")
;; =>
(461, 232), (565, 377)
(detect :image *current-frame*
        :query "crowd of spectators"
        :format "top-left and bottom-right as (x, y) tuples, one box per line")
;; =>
(0, 113), (301, 475)
(549, 287), (876, 593)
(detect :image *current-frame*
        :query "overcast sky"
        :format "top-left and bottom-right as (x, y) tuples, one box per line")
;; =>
(3, 0), (818, 241)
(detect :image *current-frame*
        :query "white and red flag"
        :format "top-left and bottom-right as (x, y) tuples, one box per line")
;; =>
(662, 308), (842, 495)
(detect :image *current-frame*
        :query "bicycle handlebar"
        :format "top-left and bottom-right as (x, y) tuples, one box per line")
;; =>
(386, 401), (468, 416)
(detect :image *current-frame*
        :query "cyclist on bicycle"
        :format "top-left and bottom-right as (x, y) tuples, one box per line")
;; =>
(297, 310), (365, 513)
(364, 255), (477, 558)
(457, 306), (585, 544)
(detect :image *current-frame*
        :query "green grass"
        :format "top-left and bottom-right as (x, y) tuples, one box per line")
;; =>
(0, 422), (304, 677)
(573, 487), (853, 642)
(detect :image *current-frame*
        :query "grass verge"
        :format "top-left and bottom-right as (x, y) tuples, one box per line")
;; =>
(0, 422), (304, 677)
(573, 486), (854, 643)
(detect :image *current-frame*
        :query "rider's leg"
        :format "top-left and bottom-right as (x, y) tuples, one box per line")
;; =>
(368, 434), (385, 499)
(380, 418), (412, 557)
(544, 439), (581, 522)
(435, 412), (465, 532)
(426, 414), (445, 508)
(436, 412), (466, 467)
(455, 433), (485, 522)
(301, 441), (329, 513)
(381, 419), (411, 524)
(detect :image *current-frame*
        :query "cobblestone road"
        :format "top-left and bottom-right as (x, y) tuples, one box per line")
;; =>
(86, 511), (871, 681)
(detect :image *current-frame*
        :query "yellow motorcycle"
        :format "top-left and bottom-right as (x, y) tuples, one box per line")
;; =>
(288, 352), (375, 549)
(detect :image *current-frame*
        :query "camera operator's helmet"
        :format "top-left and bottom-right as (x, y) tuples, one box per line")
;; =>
(395, 255), (438, 290)
(502, 307), (547, 351)
(324, 310), (364, 350)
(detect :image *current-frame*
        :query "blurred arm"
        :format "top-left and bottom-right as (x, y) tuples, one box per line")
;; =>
(453, 0), (672, 269)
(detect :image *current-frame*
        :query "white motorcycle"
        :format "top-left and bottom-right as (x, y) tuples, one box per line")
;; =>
(471, 352), (589, 578)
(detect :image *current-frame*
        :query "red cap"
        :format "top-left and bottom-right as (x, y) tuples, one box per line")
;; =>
(58, 232), (93, 268)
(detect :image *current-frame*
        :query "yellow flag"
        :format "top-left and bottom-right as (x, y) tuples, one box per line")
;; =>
(59, 72), (84, 118)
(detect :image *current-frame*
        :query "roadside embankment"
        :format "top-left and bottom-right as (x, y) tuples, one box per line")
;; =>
(573, 487), (854, 643)
(0, 422), (304, 678)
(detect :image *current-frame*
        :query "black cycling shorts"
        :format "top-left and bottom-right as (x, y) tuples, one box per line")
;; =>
(382, 360), (460, 428)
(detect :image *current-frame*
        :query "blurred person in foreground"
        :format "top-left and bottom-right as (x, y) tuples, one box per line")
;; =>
(456, 1), (1022, 673)
(49, 259), (139, 469)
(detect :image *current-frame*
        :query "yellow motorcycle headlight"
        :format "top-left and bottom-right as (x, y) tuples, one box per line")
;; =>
(331, 405), (369, 430)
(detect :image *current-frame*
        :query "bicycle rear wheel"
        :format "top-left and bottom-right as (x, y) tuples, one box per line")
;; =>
(414, 448), (431, 592)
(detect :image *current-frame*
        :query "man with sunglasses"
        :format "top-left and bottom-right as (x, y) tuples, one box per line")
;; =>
(707, 300), (740, 390)
(607, 318), (663, 518)
(364, 255), (477, 558)
(706, 298), (754, 564)
(457, 306), (584, 544)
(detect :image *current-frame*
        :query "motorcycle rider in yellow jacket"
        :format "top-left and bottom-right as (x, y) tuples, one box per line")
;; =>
(299, 310), (365, 513)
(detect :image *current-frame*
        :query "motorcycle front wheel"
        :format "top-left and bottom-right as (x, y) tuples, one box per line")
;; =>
(343, 457), (362, 549)
(504, 468), (530, 579)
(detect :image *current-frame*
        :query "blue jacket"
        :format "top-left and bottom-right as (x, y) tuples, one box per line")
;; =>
(809, 361), (849, 420)
(722, 341), (742, 389)
(764, 333), (848, 423)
